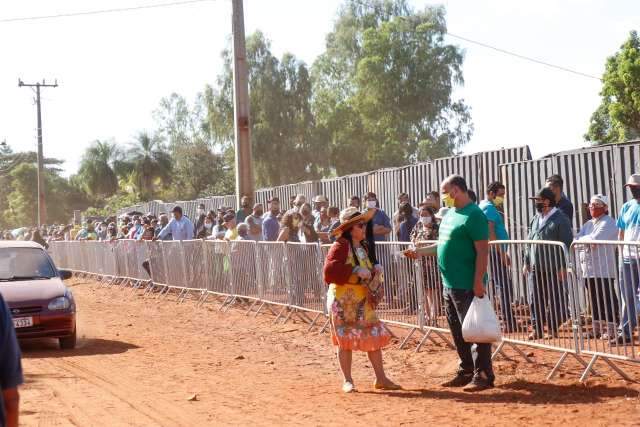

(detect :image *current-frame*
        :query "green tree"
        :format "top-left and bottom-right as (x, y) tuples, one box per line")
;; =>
(154, 93), (231, 199)
(206, 31), (325, 187)
(3, 163), (89, 227)
(127, 132), (172, 201)
(586, 31), (640, 144)
(78, 140), (125, 198)
(312, 0), (472, 175)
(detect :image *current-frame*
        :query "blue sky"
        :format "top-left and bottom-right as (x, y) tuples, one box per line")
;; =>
(0, 0), (638, 176)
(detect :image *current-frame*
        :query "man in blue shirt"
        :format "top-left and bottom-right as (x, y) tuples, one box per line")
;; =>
(364, 192), (391, 242)
(0, 293), (22, 426)
(157, 206), (194, 241)
(612, 174), (640, 345)
(479, 181), (516, 332)
(262, 198), (281, 242)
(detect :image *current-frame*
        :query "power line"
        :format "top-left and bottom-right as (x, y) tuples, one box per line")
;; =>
(350, 0), (602, 81)
(446, 32), (602, 81)
(0, 0), (216, 24)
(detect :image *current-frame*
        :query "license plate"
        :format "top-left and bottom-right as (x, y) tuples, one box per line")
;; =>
(13, 317), (33, 328)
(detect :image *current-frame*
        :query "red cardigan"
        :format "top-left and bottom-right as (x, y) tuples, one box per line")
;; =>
(323, 237), (356, 284)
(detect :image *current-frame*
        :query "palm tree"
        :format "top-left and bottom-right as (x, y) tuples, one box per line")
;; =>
(78, 140), (124, 198)
(127, 132), (172, 201)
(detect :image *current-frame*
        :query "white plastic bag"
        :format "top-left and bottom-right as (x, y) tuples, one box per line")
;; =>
(461, 296), (502, 343)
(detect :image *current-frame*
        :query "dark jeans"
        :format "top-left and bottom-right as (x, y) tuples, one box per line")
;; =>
(585, 278), (619, 324)
(443, 287), (494, 377)
(489, 249), (516, 331)
(529, 269), (569, 336)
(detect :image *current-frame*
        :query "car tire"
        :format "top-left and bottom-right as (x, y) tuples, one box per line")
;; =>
(59, 327), (77, 350)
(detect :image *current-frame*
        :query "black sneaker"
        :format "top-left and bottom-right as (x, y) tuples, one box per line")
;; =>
(441, 371), (474, 387)
(463, 372), (495, 392)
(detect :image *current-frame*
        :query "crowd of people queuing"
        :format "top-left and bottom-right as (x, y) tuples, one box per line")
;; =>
(4, 172), (640, 393)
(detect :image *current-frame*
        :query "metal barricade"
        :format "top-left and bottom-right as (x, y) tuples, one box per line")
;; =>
(181, 240), (207, 291)
(570, 240), (640, 381)
(203, 240), (233, 296)
(160, 240), (187, 289)
(488, 240), (583, 379)
(228, 240), (259, 301)
(374, 242), (423, 329)
(284, 242), (325, 313)
(255, 242), (289, 307)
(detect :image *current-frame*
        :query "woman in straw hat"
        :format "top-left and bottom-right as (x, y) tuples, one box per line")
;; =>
(323, 207), (400, 393)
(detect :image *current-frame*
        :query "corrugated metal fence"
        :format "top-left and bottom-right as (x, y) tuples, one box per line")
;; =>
(116, 141), (640, 241)
(502, 141), (640, 239)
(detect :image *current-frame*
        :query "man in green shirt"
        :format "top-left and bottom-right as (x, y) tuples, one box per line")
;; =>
(406, 175), (493, 391)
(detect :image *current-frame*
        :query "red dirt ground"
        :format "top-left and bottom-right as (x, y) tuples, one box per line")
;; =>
(18, 278), (640, 426)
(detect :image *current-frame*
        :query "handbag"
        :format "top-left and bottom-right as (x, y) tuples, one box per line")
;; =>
(365, 271), (384, 307)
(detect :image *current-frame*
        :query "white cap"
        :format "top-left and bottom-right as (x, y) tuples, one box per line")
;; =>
(435, 207), (450, 219)
(625, 174), (640, 187)
(590, 194), (609, 206)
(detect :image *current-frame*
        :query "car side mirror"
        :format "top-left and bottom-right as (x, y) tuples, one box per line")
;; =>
(59, 270), (73, 280)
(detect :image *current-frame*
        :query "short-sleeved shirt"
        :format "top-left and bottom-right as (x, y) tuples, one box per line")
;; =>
(262, 213), (280, 241)
(399, 217), (418, 242)
(0, 293), (23, 424)
(617, 199), (640, 261)
(437, 202), (489, 290)
(369, 209), (392, 242)
(479, 199), (509, 240)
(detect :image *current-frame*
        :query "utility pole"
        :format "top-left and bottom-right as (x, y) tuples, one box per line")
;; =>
(18, 78), (58, 227)
(231, 0), (254, 207)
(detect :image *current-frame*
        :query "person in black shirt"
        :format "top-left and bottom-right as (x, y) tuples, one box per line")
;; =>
(0, 293), (22, 426)
(546, 175), (574, 221)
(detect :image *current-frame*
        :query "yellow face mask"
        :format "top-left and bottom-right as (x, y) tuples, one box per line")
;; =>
(493, 196), (504, 207)
(442, 193), (455, 208)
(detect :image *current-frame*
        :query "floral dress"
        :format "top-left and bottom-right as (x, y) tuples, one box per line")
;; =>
(325, 242), (391, 352)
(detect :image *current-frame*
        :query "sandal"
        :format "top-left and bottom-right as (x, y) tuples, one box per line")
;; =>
(373, 379), (402, 390)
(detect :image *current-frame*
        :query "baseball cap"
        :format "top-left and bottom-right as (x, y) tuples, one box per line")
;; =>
(313, 195), (329, 203)
(625, 174), (640, 187)
(529, 187), (555, 201)
(590, 194), (609, 206)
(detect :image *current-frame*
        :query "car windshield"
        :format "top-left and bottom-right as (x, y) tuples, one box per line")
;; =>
(0, 247), (56, 280)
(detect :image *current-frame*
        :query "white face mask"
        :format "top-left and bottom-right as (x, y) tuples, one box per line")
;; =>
(420, 216), (432, 225)
(366, 200), (377, 209)
(204, 222), (213, 229)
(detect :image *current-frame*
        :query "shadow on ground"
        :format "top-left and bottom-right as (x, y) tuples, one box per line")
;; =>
(358, 380), (640, 405)
(19, 337), (139, 359)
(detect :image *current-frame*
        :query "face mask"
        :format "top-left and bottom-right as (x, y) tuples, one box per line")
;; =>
(493, 196), (504, 207)
(442, 193), (455, 208)
(367, 200), (377, 209)
(535, 202), (545, 213)
(204, 222), (213, 229)
(256, 210), (264, 217)
(420, 216), (432, 225)
(589, 206), (605, 218)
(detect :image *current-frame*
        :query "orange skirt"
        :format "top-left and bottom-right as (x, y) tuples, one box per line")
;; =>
(326, 284), (391, 351)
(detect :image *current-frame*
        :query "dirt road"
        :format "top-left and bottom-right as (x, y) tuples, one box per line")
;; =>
(18, 279), (640, 426)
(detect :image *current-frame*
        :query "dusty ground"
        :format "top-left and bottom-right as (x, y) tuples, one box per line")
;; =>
(18, 278), (640, 426)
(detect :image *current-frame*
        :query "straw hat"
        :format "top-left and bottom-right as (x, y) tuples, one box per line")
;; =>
(331, 207), (377, 238)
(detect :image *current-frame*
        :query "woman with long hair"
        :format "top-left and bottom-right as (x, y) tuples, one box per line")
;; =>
(323, 207), (400, 393)
(277, 211), (302, 242)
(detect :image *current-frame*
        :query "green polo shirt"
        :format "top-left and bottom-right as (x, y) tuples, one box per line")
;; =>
(437, 202), (489, 290)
